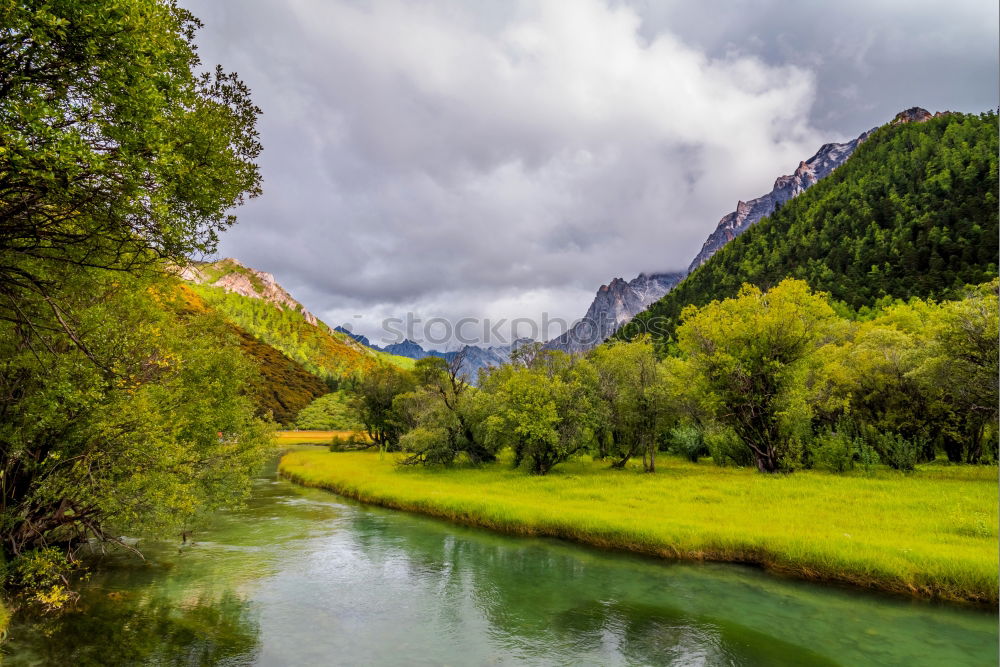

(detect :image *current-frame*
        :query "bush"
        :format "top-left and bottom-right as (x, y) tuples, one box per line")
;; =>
(669, 424), (708, 462)
(811, 431), (856, 472)
(705, 426), (754, 467)
(4, 548), (82, 612)
(871, 431), (921, 471)
(398, 427), (455, 465)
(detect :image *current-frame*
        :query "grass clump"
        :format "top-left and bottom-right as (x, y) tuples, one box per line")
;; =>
(279, 450), (998, 605)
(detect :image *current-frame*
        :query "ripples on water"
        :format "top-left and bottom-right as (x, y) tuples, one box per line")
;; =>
(3, 459), (997, 666)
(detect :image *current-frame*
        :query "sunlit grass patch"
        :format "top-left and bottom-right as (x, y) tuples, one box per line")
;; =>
(279, 450), (998, 604)
(273, 430), (368, 446)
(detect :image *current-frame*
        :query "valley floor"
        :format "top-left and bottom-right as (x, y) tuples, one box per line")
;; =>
(279, 451), (998, 605)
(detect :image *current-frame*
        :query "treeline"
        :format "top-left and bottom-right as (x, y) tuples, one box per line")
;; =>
(351, 279), (998, 474)
(618, 112), (999, 350)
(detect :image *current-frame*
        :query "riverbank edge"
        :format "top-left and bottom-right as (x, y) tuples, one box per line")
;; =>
(278, 456), (997, 607)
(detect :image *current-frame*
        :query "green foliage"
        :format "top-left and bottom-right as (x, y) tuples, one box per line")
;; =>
(704, 426), (753, 468)
(0, 268), (273, 581)
(589, 337), (670, 470)
(351, 364), (416, 450)
(395, 356), (497, 465)
(869, 431), (921, 472)
(480, 351), (599, 474)
(675, 279), (841, 472)
(3, 547), (81, 612)
(296, 391), (361, 431)
(810, 431), (856, 473)
(668, 424), (708, 463)
(618, 112), (998, 349)
(0, 0), (262, 322)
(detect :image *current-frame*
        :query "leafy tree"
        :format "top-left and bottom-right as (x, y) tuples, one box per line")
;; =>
(295, 391), (362, 431)
(676, 279), (841, 472)
(397, 354), (497, 465)
(351, 364), (415, 453)
(480, 351), (598, 475)
(588, 337), (668, 471)
(0, 270), (272, 596)
(913, 280), (999, 462)
(0, 0), (262, 332)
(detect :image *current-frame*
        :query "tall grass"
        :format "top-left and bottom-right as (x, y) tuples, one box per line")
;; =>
(279, 451), (998, 604)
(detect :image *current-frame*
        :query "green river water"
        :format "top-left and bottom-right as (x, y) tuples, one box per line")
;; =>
(3, 455), (997, 666)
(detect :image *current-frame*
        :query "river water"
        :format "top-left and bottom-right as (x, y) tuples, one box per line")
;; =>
(3, 456), (996, 665)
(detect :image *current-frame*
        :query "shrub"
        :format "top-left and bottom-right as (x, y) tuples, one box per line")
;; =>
(329, 433), (366, 452)
(4, 548), (82, 612)
(669, 424), (708, 462)
(871, 432), (921, 472)
(811, 431), (856, 472)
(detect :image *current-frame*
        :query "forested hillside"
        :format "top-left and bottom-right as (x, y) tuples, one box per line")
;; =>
(175, 285), (328, 423)
(617, 111), (998, 348)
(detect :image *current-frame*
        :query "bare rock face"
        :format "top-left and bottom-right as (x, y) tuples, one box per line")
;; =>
(185, 258), (319, 326)
(892, 107), (933, 125)
(544, 272), (684, 353)
(686, 126), (876, 273)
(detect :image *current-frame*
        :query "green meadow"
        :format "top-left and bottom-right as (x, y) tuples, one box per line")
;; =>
(279, 450), (998, 604)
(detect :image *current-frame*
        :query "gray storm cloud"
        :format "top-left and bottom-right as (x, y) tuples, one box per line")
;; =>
(182, 0), (998, 342)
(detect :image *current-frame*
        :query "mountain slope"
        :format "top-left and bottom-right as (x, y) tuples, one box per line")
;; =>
(545, 273), (683, 353)
(173, 284), (328, 424)
(687, 127), (875, 272)
(616, 109), (999, 349)
(184, 259), (415, 381)
(546, 123), (875, 354)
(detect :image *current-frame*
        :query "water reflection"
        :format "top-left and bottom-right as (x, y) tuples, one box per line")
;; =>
(3, 458), (996, 666)
(7, 591), (259, 666)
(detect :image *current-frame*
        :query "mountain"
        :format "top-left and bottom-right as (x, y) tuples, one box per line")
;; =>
(616, 108), (998, 349)
(180, 258), (318, 325)
(544, 272), (683, 354)
(546, 124), (875, 354)
(173, 284), (328, 424)
(686, 127), (875, 272)
(181, 259), (415, 383)
(376, 337), (534, 383)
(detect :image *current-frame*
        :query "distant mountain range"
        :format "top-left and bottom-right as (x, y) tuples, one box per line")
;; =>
(545, 119), (879, 353)
(339, 330), (534, 383)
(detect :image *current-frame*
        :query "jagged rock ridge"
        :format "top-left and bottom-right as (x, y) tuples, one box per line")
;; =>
(544, 272), (684, 354)
(378, 337), (534, 383)
(685, 126), (876, 273)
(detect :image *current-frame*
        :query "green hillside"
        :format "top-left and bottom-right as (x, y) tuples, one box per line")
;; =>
(192, 285), (414, 378)
(617, 111), (998, 349)
(174, 285), (329, 424)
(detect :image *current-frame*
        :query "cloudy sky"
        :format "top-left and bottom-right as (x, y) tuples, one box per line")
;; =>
(183, 0), (998, 347)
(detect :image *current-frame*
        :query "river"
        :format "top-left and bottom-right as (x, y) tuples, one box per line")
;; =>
(3, 455), (996, 665)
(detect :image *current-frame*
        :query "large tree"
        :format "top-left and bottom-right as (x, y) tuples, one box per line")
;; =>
(676, 279), (841, 472)
(0, 0), (261, 329)
(0, 0), (266, 607)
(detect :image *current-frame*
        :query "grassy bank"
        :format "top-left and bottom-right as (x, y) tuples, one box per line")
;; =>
(279, 450), (998, 604)
(273, 430), (366, 446)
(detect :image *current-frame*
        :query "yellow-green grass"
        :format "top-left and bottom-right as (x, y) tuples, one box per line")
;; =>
(279, 450), (999, 605)
(273, 430), (368, 446)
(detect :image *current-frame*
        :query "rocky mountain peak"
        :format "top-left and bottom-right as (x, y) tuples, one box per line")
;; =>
(182, 258), (319, 326)
(687, 124), (876, 273)
(892, 107), (932, 125)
